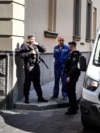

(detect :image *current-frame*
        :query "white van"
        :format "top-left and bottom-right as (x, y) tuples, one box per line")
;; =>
(80, 30), (100, 128)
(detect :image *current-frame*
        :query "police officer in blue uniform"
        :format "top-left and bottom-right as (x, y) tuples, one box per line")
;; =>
(64, 41), (81, 114)
(51, 36), (70, 99)
(20, 35), (48, 103)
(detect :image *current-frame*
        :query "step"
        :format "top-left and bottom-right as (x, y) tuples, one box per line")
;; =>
(14, 98), (69, 110)
(14, 80), (81, 110)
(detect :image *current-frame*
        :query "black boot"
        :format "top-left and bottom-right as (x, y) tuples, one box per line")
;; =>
(65, 108), (77, 115)
(65, 110), (77, 115)
(25, 96), (29, 104)
(68, 106), (79, 111)
(38, 97), (48, 102)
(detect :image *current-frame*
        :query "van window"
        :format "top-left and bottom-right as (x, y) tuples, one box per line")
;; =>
(93, 35), (100, 66)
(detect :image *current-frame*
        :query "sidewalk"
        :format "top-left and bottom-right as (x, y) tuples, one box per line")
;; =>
(15, 72), (85, 110)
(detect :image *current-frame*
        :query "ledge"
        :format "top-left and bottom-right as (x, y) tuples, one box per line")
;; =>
(73, 35), (81, 41)
(86, 38), (91, 43)
(44, 31), (58, 38)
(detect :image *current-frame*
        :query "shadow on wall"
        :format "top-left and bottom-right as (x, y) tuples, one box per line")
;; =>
(3, 43), (25, 109)
(15, 55), (24, 101)
(40, 53), (54, 84)
(14, 43), (25, 102)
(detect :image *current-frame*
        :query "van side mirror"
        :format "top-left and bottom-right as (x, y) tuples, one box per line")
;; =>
(79, 56), (87, 72)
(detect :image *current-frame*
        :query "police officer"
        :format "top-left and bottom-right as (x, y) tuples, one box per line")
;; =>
(20, 35), (48, 103)
(51, 36), (70, 100)
(64, 41), (81, 114)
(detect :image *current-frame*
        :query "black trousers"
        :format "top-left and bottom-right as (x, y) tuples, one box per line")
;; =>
(66, 81), (78, 110)
(23, 64), (42, 99)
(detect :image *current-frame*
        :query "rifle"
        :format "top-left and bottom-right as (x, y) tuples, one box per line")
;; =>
(29, 44), (49, 69)
(39, 56), (49, 69)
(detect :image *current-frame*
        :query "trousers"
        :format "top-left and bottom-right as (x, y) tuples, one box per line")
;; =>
(66, 81), (78, 109)
(23, 64), (42, 99)
(53, 65), (67, 97)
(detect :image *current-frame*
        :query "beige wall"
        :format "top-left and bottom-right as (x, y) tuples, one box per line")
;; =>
(0, 0), (25, 51)
(0, 0), (100, 52)
(93, 1), (100, 33)
(25, 0), (54, 52)
(56, 0), (73, 40)
(25, 0), (100, 53)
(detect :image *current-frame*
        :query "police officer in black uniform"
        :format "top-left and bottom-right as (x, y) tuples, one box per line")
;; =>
(64, 41), (81, 114)
(20, 35), (48, 103)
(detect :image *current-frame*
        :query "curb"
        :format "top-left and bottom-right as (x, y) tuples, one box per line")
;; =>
(14, 99), (70, 110)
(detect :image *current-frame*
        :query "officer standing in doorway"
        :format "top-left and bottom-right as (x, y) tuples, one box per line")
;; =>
(20, 35), (48, 103)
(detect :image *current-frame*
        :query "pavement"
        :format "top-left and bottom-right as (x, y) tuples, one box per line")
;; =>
(1, 72), (100, 133)
(0, 106), (100, 133)
(0, 108), (82, 133)
(14, 72), (85, 110)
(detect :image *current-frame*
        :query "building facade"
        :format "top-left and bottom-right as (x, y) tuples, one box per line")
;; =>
(0, 0), (100, 108)
(25, 0), (100, 52)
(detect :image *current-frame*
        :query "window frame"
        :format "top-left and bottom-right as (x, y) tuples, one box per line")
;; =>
(86, 0), (92, 42)
(92, 7), (97, 42)
(44, 0), (58, 38)
(73, 0), (81, 41)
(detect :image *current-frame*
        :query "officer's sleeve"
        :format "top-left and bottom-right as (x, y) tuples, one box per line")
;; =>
(63, 59), (69, 74)
(68, 66), (80, 82)
(68, 66), (76, 77)
(20, 44), (31, 58)
(37, 44), (46, 53)
(64, 54), (71, 74)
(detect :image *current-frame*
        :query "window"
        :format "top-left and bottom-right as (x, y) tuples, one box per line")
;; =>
(86, 0), (92, 42)
(73, 0), (81, 40)
(48, 0), (56, 32)
(93, 7), (97, 41)
(44, 0), (58, 38)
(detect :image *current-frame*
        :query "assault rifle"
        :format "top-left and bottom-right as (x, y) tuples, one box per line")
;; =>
(29, 44), (49, 69)
(39, 56), (49, 69)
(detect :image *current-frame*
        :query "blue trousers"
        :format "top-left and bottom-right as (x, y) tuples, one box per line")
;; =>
(53, 65), (67, 97)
